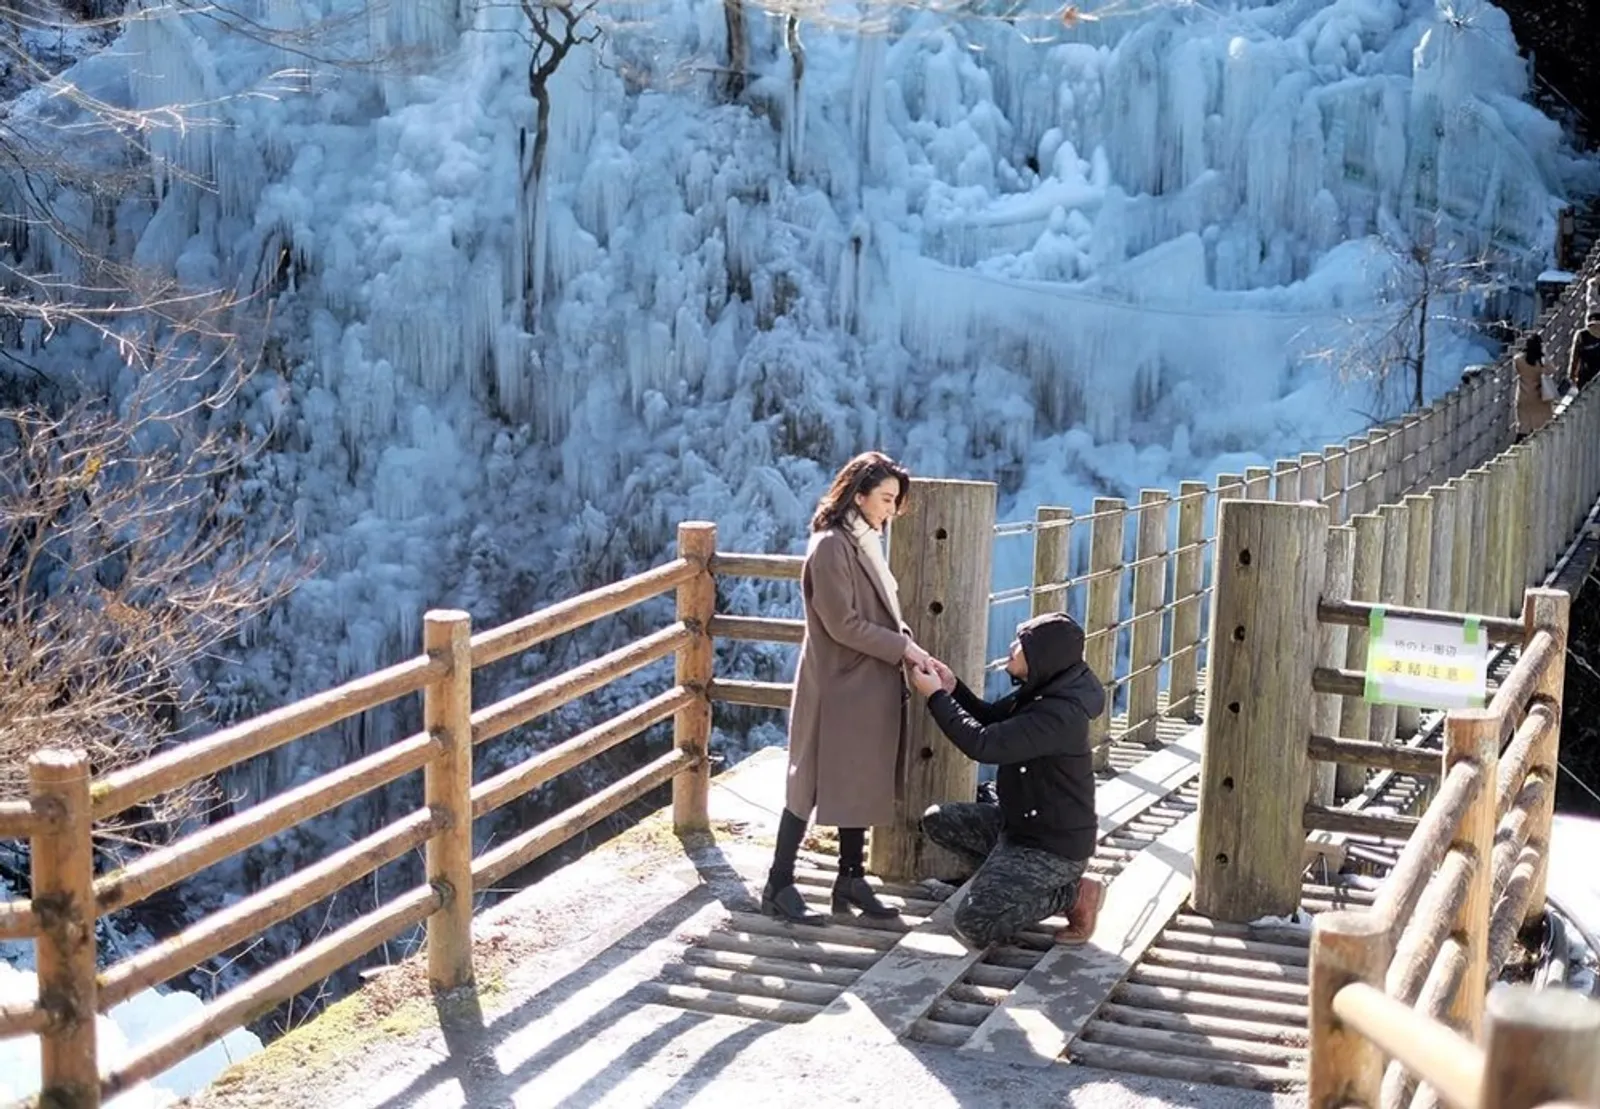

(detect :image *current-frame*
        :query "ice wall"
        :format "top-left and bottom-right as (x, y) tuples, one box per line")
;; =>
(2, 0), (1589, 742)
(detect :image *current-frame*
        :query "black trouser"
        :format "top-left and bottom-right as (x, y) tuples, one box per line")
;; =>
(768, 809), (865, 888)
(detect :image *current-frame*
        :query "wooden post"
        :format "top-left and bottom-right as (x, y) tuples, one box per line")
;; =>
(1479, 986), (1600, 1109)
(1274, 459), (1300, 502)
(1465, 467), (1492, 614)
(1345, 436), (1371, 518)
(1372, 502), (1409, 743)
(1452, 472), (1481, 613)
(1443, 390), (1462, 477)
(1031, 506), (1072, 618)
(673, 522), (716, 833)
(1312, 526), (1354, 807)
(1244, 466), (1272, 500)
(1486, 458), (1514, 617)
(1446, 708), (1498, 1039)
(1322, 446), (1347, 523)
(1399, 417), (1419, 494)
(1504, 450), (1530, 608)
(1127, 489), (1169, 746)
(1300, 452), (1323, 510)
(1428, 483), (1457, 610)
(423, 610), (475, 992)
(872, 479), (996, 881)
(1337, 514), (1384, 800)
(31, 749), (99, 1109)
(1369, 430), (1393, 508)
(1521, 588), (1570, 929)
(1168, 481), (1208, 719)
(1083, 496), (1126, 771)
(1308, 910), (1389, 1108)
(1397, 495), (1433, 737)
(1193, 499), (1327, 921)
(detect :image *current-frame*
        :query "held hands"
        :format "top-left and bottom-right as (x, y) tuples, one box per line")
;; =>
(902, 639), (932, 671)
(908, 655), (957, 698)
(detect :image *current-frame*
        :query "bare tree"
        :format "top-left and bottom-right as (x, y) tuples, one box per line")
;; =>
(0, 349), (295, 845)
(1331, 224), (1503, 416)
(517, 0), (599, 326)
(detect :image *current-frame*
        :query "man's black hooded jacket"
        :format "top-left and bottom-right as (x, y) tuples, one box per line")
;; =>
(925, 612), (1106, 861)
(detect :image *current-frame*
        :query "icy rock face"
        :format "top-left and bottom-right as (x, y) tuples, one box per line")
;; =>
(3, 0), (1586, 751)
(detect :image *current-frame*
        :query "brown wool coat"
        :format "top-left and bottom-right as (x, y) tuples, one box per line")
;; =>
(784, 529), (911, 828)
(1513, 353), (1553, 435)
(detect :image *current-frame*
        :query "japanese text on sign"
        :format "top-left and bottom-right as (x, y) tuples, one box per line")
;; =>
(1363, 607), (1488, 710)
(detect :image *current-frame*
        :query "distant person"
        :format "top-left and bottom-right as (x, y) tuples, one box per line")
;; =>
(1569, 310), (1600, 392)
(1513, 332), (1554, 441)
(763, 451), (933, 926)
(909, 612), (1106, 949)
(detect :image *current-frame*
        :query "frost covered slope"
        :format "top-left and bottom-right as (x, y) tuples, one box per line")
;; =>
(9, 0), (1587, 730)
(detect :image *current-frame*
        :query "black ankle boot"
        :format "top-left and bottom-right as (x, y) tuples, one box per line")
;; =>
(762, 880), (826, 926)
(832, 873), (900, 918)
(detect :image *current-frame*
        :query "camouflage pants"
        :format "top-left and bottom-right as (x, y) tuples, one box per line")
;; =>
(921, 802), (1088, 949)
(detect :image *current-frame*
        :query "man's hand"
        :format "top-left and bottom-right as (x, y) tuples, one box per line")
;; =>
(910, 663), (943, 698)
(929, 657), (957, 694)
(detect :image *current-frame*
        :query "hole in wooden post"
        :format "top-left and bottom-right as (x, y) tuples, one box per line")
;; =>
(1222, 776), (1234, 791)
(934, 527), (948, 540)
(1215, 853), (1229, 866)
(1238, 549), (1252, 566)
(919, 746), (934, 760)
(1232, 625), (1246, 641)
(928, 601), (944, 616)
(1227, 701), (1241, 714)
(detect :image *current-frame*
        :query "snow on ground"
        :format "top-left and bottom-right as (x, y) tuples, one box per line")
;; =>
(0, 964), (261, 1108)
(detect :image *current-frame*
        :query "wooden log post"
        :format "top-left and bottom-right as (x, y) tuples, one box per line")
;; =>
(1031, 506), (1072, 618)
(1244, 466), (1272, 500)
(1428, 483), (1458, 610)
(1167, 481), (1208, 720)
(1465, 467), (1493, 615)
(1445, 708), (1499, 1040)
(1193, 499), (1328, 921)
(1345, 436), (1371, 518)
(1443, 390), (1462, 477)
(1479, 986), (1600, 1109)
(1486, 458), (1515, 617)
(1521, 588), (1570, 929)
(1369, 430), (1394, 508)
(1453, 472), (1482, 613)
(872, 479), (997, 881)
(1396, 494), (1433, 737)
(1300, 452), (1323, 510)
(1308, 910), (1390, 1108)
(31, 749), (99, 1109)
(1505, 449), (1531, 609)
(674, 522), (717, 833)
(1371, 501), (1410, 743)
(1274, 459), (1300, 502)
(423, 610), (475, 992)
(1312, 526), (1355, 807)
(1127, 490), (1169, 746)
(1083, 496), (1126, 771)
(1399, 417), (1420, 494)
(1322, 445), (1347, 523)
(1337, 514), (1384, 800)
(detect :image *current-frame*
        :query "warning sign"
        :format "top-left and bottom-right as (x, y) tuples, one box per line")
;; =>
(1363, 607), (1489, 710)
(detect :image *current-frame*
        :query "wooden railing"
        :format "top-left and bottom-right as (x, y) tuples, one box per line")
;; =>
(0, 523), (721, 1109)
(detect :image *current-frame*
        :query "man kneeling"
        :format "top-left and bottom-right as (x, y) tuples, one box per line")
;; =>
(910, 612), (1105, 948)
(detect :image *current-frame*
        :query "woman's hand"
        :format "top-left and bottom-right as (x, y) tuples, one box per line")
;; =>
(903, 640), (931, 670)
(929, 657), (957, 693)
(909, 663), (942, 698)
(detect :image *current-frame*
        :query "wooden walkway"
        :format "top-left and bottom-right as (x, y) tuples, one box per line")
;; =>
(631, 514), (1600, 1096)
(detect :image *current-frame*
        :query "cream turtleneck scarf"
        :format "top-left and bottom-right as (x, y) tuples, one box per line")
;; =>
(846, 513), (903, 626)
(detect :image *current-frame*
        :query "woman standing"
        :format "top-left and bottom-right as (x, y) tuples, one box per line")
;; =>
(763, 451), (932, 926)
(1513, 332), (1553, 441)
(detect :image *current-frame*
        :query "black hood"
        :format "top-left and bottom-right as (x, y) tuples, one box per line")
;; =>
(1016, 612), (1105, 719)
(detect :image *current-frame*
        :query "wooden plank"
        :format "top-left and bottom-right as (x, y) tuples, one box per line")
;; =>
(958, 812), (1199, 1067)
(1094, 724), (1203, 837)
(805, 734), (1203, 1045)
(802, 884), (980, 1044)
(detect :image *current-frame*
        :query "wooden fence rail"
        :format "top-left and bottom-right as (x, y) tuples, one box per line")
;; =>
(0, 522), (719, 1108)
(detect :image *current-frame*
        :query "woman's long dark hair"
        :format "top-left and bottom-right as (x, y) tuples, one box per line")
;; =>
(1523, 332), (1544, 365)
(810, 451), (911, 533)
